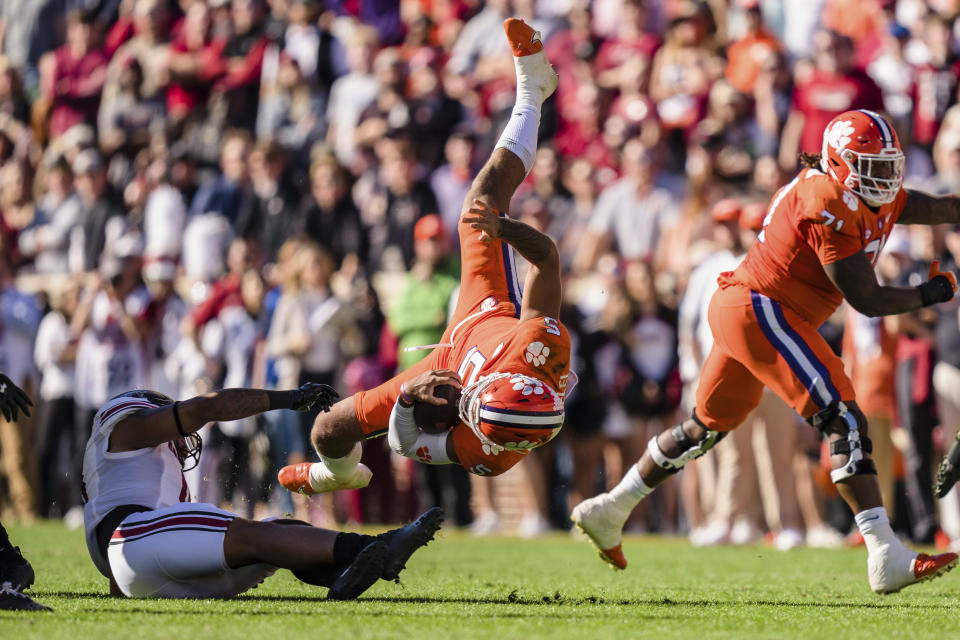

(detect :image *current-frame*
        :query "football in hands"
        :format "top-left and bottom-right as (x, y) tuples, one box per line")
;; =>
(413, 384), (462, 433)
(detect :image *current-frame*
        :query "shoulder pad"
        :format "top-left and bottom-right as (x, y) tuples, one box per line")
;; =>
(796, 171), (863, 235)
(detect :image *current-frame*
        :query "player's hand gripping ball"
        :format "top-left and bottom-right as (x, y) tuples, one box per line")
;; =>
(414, 384), (462, 433)
(402, 369), (463, 433)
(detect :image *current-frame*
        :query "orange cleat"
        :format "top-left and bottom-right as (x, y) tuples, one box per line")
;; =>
(912, 552), (958, 585)
(597, 544), (628, 571)
(570, 495), (630, 570)
(504, 18), (543, 57)
(278, 462), (317, 496)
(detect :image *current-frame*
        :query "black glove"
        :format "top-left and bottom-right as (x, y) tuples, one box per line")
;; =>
(290, 382), (339, 413)
(0, 374), (33, 422)
(918, 275), (955, 306)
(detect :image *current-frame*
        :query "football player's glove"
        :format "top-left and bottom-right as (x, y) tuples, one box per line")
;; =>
(290, 383), (339, 413)
(0, 374), (32, 423)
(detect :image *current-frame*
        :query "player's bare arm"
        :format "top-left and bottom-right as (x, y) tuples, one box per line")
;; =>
(463, 198), (562, 320)
(109, 384), (338, 451)
(823, 252), (956, 317)
(899, 189), (960, 224)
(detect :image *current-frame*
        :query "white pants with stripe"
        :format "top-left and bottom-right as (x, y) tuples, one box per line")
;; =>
(108, 502), (276, 598)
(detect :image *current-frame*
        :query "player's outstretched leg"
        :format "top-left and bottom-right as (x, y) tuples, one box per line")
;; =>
(462, 17), (557, 212)
(572, 417), (721, 569)
(278, 397), (373, 495)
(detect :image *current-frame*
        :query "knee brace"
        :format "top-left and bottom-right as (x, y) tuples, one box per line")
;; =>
(807, 401), (876, 483)
(647, 420), (727, 473)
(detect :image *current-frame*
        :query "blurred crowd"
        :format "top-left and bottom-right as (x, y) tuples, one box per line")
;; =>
(4, 0), (960, 550)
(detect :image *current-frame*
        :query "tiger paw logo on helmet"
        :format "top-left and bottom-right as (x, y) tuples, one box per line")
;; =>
(524, 341), (550, 367)
(462, 372), (565, 455)
(825, 120), (855, 151)
(511, 374), (544, 395)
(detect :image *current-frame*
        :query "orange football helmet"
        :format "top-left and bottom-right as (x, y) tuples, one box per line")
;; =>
(458, 373), (564, 454)
(820, 109), (904, 206)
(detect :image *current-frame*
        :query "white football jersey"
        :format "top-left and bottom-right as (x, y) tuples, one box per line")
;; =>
(82, 393), (190, 577)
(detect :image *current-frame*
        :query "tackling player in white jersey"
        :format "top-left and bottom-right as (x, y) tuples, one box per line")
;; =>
(82, 383), (443, 599)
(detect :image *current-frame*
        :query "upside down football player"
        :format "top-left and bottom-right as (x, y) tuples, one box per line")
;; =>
(573, 109), (960, 594)
(82, 384), (443, 599)
(278, 18), (571, 492)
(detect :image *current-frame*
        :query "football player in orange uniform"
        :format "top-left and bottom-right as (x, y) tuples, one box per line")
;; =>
(277, 18), (571, 491)
(573, 109), (960, 594)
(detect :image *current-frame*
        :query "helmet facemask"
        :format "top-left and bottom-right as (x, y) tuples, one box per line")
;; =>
(174, 433), (203, 472)
(458, 373), (512, 454)
(839, 147), (904, 206)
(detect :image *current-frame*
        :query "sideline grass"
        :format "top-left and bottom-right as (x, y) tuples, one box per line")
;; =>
(2, 520), (958, 639)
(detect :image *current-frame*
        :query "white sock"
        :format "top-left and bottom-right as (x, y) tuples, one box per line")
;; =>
(495, 103), (540, 176)
(608, 463), (654, 513)
(855, 506), (899, 554)
(513, 52), (551, 108)
(310, 442), (362, 487)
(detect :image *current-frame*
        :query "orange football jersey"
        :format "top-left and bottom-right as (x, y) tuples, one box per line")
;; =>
(723, 167), (907, 326)
(438, 307), (571, 476)
(354, 213), (571, 476)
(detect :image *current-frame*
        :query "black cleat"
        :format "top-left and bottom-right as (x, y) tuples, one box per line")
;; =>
(378, 507), (444, 582)
(0, 545), (34, 590)
(936, 459), (960, 499)
(0, 582), (51, 611)
(326, 540), (389, 601)
(936, 435), (960, 499)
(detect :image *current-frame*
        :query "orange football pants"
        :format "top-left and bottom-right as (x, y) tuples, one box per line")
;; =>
(695, 284), (854, 431)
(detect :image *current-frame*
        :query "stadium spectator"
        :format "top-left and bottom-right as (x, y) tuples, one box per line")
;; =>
(17, 151), (81, 274)
(361, 135), (439, 273)
(431, 128), (476, 243)
(724, 1), (781, 95)
(42, 10), (107, 140)
(189, 129), (251, 224)
(326, 24), (379, 169)
(34, 282), (79, 518)
(236, 140), (300, 262)
(73, 149), (124, 272)
(779, 30), (884, 170)
(302, 153), (368, 274)
(574, 137), (679, 271)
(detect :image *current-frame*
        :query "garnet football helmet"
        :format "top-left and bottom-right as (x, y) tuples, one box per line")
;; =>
(458, 373), (564, 455)
(107, 390), (202, 471)
(820, 109), (904, 206)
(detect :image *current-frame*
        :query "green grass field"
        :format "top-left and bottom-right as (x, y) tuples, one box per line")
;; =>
(2, 521), (959, 639)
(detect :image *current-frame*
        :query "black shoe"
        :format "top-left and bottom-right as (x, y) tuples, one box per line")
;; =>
(0, 582), (51, 611)
(326, 540), (389, 601)
(0, 545), (34, 590)
(378, 507), (444, 582)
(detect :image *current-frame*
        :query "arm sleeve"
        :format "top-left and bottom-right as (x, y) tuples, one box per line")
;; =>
(387, 399), (453, 465)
